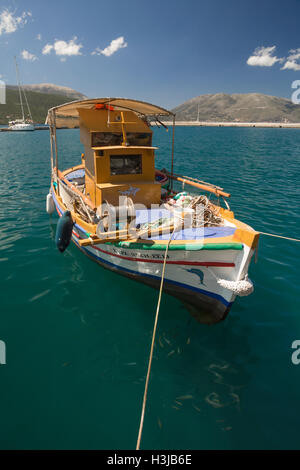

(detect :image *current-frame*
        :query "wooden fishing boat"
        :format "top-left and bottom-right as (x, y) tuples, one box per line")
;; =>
(46, 98), (259, 324)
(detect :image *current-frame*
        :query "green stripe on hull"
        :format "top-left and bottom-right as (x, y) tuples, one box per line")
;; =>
(109, 241), (243, 251)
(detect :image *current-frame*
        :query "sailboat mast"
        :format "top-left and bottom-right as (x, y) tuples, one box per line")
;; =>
(22, 87), (33, 122)
(15, 57), (25, 121)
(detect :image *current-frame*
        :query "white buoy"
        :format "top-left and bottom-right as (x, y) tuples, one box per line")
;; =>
(46, 192), (55, 214)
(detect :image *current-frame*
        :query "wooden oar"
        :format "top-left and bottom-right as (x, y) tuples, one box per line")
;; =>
(161, 170), (231, 198)
(78, 223), (178, 246)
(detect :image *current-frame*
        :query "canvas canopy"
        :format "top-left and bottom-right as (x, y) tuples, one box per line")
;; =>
(46, 97), (174, 128)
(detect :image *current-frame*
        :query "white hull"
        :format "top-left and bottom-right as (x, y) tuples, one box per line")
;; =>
(51, 187), (255, 323)
(9, 122), (35, 131)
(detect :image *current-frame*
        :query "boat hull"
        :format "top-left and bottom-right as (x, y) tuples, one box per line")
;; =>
(9, 123), (35, 131)
(79, 242), (232, 323)
(72, 236), (235, 324)
(51, 185), (256, 324)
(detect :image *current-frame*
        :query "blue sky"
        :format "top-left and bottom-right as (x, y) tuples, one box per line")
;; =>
(0, 0), (300, 108)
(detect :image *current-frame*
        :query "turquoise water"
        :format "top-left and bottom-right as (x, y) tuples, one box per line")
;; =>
(0, 126), (299, 450)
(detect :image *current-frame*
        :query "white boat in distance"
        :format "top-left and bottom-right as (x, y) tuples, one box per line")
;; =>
(9, 119), (35, 131)
(9, 58), (35, 132)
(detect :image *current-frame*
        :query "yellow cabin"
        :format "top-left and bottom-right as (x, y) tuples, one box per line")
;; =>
(78, 106), (161, 208)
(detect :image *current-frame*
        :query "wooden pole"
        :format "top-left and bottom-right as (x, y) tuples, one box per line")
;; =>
(164, 171), (231, 198)
(53, 111), (59, 182)
(49, 114), (54, 177)
(170, 115), (175, 190)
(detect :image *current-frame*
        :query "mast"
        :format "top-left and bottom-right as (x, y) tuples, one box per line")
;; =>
(22, 86), (33, 122)
(197, 104), (200, 122)
(14, 57), (25, 121)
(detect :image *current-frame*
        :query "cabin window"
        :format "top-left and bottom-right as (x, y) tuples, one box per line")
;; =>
(126, 133), (152, 146)
(91, 132), (152, 147)
(92, 132), (122, 147)
(110, 155), (142, 175)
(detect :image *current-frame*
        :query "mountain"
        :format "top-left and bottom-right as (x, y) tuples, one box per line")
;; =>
(21, 83), (87, 100)
(0, 87), (82, 125)
(8, 83), (87, 101)
(172, 93), (300, 123)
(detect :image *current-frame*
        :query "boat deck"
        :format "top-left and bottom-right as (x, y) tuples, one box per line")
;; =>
(63, 166), (240, 244)
(135, 208), (236, 241)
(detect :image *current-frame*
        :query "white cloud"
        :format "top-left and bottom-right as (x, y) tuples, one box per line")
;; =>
(92, 36), (127, 57)
(42, 43), (53, 55)
(54, 37), (83, 56)
(281, 49), (300, 71)
(36, 33), (42, 41)
(282, 60), (300, 71)
(247, 46), (283, 67)
(0, 9), (31, 35)
(42, 37), (83, 58)
(21, 49), (38, 61)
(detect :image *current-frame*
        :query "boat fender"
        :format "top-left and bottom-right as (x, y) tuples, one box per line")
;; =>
(55, 211), (73, 252)
(217, 274), (254, 297)
(46, 192), (55, 214)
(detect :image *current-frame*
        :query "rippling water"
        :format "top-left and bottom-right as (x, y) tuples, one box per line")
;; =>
(0, 127), (299, 449)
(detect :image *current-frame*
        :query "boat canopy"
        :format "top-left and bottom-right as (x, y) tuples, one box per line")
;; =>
(46, 97), (175, 128)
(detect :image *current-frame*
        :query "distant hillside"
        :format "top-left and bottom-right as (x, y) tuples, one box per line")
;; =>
(172, 93), (300, 123)
(21, 83), (87, 100)
(0, 87), (81, 125)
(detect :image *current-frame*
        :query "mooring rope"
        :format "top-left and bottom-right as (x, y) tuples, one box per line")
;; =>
(136, 230), (174, 450)
(134, 225), (299, 449)
(259, 231), (300, 242)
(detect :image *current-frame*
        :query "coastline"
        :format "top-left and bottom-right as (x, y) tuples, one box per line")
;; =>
(159, 121), (300, 128)
(2, 122), (300, 131)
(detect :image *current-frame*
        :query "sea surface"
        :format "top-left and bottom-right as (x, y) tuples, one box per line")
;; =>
(0, 126), (299, 450)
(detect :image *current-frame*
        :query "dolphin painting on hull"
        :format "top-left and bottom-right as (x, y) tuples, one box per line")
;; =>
(186, 268), (206, 286)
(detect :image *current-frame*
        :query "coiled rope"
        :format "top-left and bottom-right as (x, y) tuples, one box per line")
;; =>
(136, 230), (174, 450)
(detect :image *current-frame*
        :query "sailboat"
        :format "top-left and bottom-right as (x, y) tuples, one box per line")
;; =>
(9, 58), (35, 131)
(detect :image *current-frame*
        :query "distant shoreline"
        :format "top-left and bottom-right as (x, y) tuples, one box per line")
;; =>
(2, 121), (300, 131)
(0, 125), (49, 132)
(159, 121), (300, 128)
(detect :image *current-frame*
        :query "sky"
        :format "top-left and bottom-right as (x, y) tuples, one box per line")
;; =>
(0, 0), (300, 108)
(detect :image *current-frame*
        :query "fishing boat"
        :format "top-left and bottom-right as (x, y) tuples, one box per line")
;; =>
(46, 98), (259, 324)
(8, 58), (35, 132)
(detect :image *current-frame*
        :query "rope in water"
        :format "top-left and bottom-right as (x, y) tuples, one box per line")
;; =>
(135, 226), (298, 449)
(136, 230), (174, 450)
(259, 231), (300, 242)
